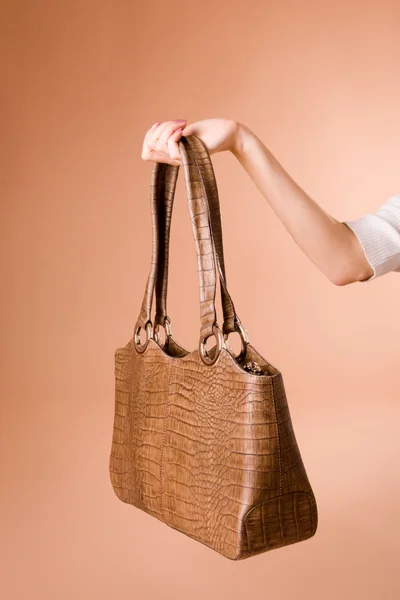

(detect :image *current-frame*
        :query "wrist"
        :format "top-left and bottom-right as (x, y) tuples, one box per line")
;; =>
(231, 121), (253, 158)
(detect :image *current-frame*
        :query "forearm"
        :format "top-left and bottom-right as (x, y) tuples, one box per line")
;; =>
(231, 122), (373, 285)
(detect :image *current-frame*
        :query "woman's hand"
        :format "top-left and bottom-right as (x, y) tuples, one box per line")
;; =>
(141, 118), (239, 165)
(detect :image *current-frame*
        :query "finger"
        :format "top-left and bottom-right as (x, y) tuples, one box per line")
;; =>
(144, 121), (160, 141)
(143, 120), (186, 162)
(153, 120), (174, 145)
(142, 121), (161, 156)
(145, 121), (172, 155)
(142, 142), (180, 164)
(144, 122), (166, 155)
(157, 120), (186, 147)
(146, 152), (182, 166)
(167, 128), (183, 162)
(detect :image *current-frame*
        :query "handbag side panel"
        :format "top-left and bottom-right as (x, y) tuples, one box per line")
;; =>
(237, 372), (318, 560)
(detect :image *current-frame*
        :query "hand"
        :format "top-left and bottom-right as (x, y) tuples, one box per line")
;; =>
(141, 118), (240, 165)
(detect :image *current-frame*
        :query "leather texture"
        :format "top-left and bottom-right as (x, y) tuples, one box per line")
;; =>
(109, 135), (318, 560)
(137, 142), (239, 337)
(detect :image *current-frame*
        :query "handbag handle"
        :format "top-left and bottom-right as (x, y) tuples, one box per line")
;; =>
(152, 141), (243, 339)
(135, 135), (234, 334)
(135, 135), (248, 363)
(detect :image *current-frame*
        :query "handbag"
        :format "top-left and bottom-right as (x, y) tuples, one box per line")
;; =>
(109, 134), (318, 560)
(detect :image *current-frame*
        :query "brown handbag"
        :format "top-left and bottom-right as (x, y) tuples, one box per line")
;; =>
(109, 134), (318, 560)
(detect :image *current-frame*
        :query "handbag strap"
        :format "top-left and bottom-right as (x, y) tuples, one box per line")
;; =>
(151, 161), (178, 328)
(152, 139), (240, 337)
(136, 134), (243, 343)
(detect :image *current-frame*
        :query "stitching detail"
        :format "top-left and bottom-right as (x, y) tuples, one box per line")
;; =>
(159, 356), (173, 522)
(293, 490), (299, 541)
(272, 377), (283, 496)
(261, 501), (266, 547)
(307, 491), (314, 534)
(277, 495), (284, 543)
(243, 511), (253, 554)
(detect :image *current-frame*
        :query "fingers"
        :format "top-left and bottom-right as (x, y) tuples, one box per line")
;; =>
(157, 120), (185, 145)
(154, 120), (185, 159)
(142, 119), (187, 164)
(167, 127), (184, 162)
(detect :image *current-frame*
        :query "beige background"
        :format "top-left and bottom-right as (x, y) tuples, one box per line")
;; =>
(1, 1), (399, 599)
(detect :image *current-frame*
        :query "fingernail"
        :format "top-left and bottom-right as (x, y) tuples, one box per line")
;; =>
(174, 119), (186, 122)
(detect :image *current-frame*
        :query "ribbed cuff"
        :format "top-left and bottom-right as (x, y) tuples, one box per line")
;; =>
(343, 212), (400, 282)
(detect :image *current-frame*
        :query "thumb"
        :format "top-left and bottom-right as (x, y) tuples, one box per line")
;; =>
(180, 123), (198, 137)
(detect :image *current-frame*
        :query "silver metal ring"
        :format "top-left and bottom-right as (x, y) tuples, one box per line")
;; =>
(199, 323), (225, 365)
(134, 320), (153, 353)
(223, 319), (249, 361)
(154, 316), (172, 348)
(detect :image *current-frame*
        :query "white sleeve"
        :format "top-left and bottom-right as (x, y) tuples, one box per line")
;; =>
(343, 194), (400, 281)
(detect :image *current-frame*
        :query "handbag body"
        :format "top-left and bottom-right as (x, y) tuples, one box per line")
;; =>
(109, 134), (318, 560)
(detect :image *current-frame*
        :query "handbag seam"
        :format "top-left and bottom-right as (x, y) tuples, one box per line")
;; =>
(159, 356), (173, 523)
(272, 376), (283, 496)
(242, 518), (251, 559)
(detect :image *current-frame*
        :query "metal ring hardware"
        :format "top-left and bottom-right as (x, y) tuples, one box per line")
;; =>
(154, 316), (172, 348)
(223, 319), (249, 362)
(199, 323), (225, 365)
(134, 320), (153, 353)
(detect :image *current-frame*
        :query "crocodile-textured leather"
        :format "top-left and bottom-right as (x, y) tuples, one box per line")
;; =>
(137, 144), (239, 337)
(109, 135), (318, 560)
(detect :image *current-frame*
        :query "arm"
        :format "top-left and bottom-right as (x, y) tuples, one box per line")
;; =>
(231, 122), (374, 286)
(142, 118), (400, 284)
